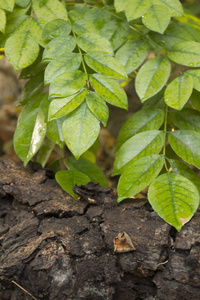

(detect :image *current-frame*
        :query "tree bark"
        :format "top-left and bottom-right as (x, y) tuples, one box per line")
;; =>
(0, 159), (200, 300)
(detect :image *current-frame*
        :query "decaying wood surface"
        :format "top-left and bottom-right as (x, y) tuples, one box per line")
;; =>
(0, 159), (200, 300)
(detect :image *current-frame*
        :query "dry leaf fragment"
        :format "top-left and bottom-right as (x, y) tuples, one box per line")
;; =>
(114, 232), (136, 253)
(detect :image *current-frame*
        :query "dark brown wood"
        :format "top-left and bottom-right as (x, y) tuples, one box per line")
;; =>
(0, 159), (200, 300)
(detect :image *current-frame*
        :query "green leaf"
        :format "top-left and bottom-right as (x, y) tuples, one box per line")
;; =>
(150, 22), (200, 49)
(185, 69), (200, 91)
(171, 108), (200, 133)
(48, 88), (87, 120)
(5, 30), (40, 71)
(15, 0), (31, 7)
(148, 173), (199, 231)
(169, 159), (200, 195)
(44, 53), (82, 85)
(113, 130), (165, 175)
(142, 4), (171, 34)
(115, 38), (149, 74)
(42, 36), (76, 63)
(153, 0), (183, 17)
(67, 157), (108, 187)
(135, 56), (171, 102)
(46, 117), (65, 148)
(62, 101), (100, 159)
(73, 19), (100, 36)
(168, 41), (200, 67)
(116, 0), (152, 21)
(14, 94), (49, 166)
(49, 70), (87, 99)
(86, 91), (109, 127)
(20, 51), (45, 79)
(169, 130), (200, 169)
(84, 6), (111, 29)
(116, 108), (165, 150)
(0, 9), (6, 33)
(190, 90), (200, 112)
(18, 71), (44, 106)
(90, 73), (128, 109)
(118, 154), (164, 202)
(36, 138), (55, 167)
(77, 33), (113, 55)
(42, 19), (71, 39)
(0, 0), (14, 12)
(29, 18), (49, 48)
(85, 52), (127, 80)
(55, 170), (90, 199)
(32, 0), (68, 24)
(164, 74), (193, 110)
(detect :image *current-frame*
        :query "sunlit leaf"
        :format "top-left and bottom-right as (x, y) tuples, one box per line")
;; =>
(185, 69), (200, 91)
(148, 173), (199, 231)
(0, 9), (6, 33)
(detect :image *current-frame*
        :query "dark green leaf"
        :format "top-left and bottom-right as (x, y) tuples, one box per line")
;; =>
(36, 138), (55, 167)
(190, 90), (200, 112)
(171, 108), (200, 133)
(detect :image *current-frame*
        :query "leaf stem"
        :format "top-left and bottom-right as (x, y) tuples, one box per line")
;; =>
(163, 104), (169, 172)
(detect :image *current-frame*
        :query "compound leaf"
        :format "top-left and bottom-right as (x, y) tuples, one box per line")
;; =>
(148, 173), (199, 231)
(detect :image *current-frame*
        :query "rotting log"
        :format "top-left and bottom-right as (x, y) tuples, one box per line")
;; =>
(0, 159), (200, 300)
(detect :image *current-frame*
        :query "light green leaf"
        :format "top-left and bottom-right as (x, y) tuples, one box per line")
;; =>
(86, 91), (109, 127)
(62, 101), (100, 159)
(119, 0), (152, 21)
(153, 0), (183, 17)
(0, 0), (14, 12)
(15, 0), (31, 7)
(48, 88), (87, 120)
(47, 117), (65, 148)
(83, 6), (111, 29)
(164, 74), (193, 110)
(168, 41), (200, 67)
(171, 108), (200, 133)
(190, 90), (200, 112)
(55, 170), (90, 199)
(19, 51), (45, 79)
(150, 23), (200, 49)
(0, 9), (6, 33)
(5, 30), (40, 71)
(169, 130), (200, 169)
(44, 53), (82, 85)
(90, 73), (128, 109)
(85, 52), (128, 80)
(116, 108), (165, 150)
(115, 38), (149, 74)
(169, 159), (200, 195)
(32, 0), (68, 24)
(36, 138), (55, 167)
(114, 0), (125, 12)
(77, 33), (113, 55)
(185, 69), (200, 91)
(42, 36), (76, 63)
(67, 157), (108, 187)
(18, 71), (44, 106)
(42, 19), (71, 39)
(113, 130), (165, 175)
(49, 70), (87, 99)
(142, 4), (171, 34)
(29, 18), (49, 48)
(68, 4), (89, 22)
(118, 154), (164, 202)
(14, 94), (49, 166)
(148, 173), (199, 231)
(135, 56), (171, 102)
(73, 19), (100, 36)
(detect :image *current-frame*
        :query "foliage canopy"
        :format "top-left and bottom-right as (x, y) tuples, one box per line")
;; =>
(1, 0), (200, 231)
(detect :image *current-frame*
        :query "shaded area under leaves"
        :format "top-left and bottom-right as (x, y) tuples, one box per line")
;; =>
(0, 159), (200, 300)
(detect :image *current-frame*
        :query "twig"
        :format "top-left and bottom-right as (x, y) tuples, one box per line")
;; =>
(12, 281), (38, 300)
